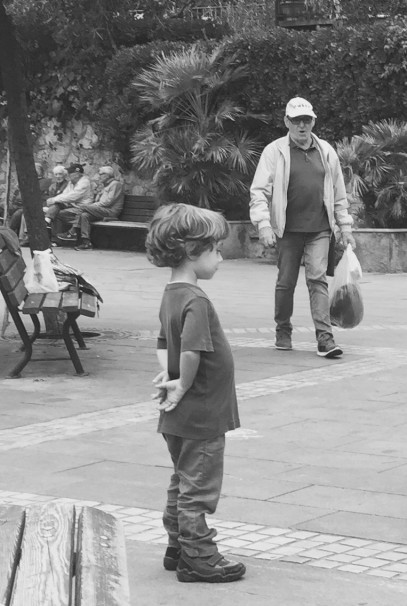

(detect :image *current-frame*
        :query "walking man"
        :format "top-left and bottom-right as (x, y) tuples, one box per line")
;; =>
(250, 97), (355, 358)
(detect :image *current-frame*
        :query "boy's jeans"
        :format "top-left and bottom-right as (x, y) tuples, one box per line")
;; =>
(162, 433), (225, 559)
(275, 230), (332, 343)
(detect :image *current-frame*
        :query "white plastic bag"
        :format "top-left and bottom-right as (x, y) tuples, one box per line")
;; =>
(329, 244), (364, 329)
(24, 249), (59, 293)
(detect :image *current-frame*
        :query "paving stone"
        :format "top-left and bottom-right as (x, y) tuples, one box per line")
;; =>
(327, 554), (360, 564)
(347, 548), (381, 557)
(279, 555), (312, 564)
(218, 538), (252, 549)
(239, 531), (272, 541)
(298, 549), (333, 559)
(376, 551), (407, 562)
(315, 534), (344, 543)
(367, 569), (399, 578)
(322, 543), (352, 554)
(308, 559), (340, 569)
(286, 531), (319, 539)
(337, 564), (369, 574)
(254, 553), (282, 560)
(382, 563), (407, 574)
(258, 527), (291, 536)
(356, 558), (387, 568)
(269, 545), (308, 556)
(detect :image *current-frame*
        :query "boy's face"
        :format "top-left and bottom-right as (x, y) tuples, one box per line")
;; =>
(191, 243), (223, 280)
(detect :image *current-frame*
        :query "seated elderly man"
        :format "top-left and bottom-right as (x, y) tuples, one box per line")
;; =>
(46, 163), (94, 237)
(58, 166), (124, 250)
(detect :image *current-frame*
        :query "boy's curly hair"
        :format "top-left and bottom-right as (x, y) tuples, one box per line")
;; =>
(146, 203), (230, 268)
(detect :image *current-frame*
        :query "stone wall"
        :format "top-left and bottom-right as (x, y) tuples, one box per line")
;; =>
(223, 223), (407, 273)
(0, 118), (154, 202)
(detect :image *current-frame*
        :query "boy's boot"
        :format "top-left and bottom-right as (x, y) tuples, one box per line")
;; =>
(163, 547), (181, 571)
(176, 552), (246, 583)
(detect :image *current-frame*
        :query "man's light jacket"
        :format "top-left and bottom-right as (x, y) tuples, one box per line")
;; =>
(51, 175), (94, 208)
(92, 178), (124, 217)
(250, 133), (353, 238)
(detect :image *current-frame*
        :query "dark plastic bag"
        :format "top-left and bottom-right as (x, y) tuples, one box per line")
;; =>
(329, 244), (364, 329)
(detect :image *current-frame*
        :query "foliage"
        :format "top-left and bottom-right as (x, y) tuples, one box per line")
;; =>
(1, 0), (228, 136)
(131, 45), (262, 213)
(219, 22), (407, 148)
(336, 120), (407, 227)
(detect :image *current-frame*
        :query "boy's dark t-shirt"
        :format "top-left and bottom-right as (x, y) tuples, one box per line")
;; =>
(157, 282), (240, 439)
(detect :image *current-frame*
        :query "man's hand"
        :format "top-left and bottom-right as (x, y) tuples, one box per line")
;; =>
(341, 232), (356, 250)
(259, 226), (276, 248)
(152, 378), (187, 412)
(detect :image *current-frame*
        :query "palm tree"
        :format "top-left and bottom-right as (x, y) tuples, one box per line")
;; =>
(336, 119), (407, 227)
(131, 45), (262, 211)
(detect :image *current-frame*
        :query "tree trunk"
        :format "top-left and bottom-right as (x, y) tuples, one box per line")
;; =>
(0, 2), (61, 336)
(0, 1), (49, 252)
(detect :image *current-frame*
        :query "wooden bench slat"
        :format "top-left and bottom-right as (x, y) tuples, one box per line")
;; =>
(75, 507), (130, 606)
(22, 293), (46, 314)
(0, 256), (26, 292)
(80, 293), (97, 317)
(10, 503), (75, 606)
(0, 505), (25, 606)
(121, 211), (154, 218)
(0, 248), (22, 274)
(61, 290), (80, 312)
(123, 194), (156, 205)
(92, 221), (149, 229)
(8, 279), (28, 308)
(41, 291), (63, 311)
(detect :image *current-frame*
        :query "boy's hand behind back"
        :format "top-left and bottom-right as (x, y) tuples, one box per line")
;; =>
(152, 370), (169, 405)
(154, 379), (187, 412)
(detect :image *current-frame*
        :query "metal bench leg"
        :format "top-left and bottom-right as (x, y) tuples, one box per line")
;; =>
(7, 308), (33, 378)
(69, 316), (88, 350)
(18, 314), (41, 351)
(62, 314), (88, 376)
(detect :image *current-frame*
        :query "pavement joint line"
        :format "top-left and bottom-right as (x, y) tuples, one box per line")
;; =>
(128, 324), (407, 339)
(0, 341), (406, 450)
(0, 488), (406, 582)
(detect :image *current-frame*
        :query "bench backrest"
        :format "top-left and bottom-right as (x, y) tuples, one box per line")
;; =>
(119, 194), (157, 223)
(0, 233), (27, 308)
(0, 503), (130, 606)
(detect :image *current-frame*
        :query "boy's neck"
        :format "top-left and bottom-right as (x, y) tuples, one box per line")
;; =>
(170, 264), (198, 285)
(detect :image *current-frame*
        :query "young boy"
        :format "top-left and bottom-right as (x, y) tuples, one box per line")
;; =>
(146, 203), (245, 584)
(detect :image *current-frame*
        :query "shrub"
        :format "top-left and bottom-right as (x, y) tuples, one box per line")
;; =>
(336, 119), (407, 227)
(130, 45), (262, 213)
(219, 22), (407, 146)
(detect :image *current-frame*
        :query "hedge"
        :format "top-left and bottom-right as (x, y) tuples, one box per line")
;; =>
(219, 22), (407, 147)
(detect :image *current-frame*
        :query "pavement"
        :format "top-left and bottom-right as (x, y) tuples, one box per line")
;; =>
(1, 247), (407, 605)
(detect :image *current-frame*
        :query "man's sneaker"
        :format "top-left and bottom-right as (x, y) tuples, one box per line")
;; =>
(317, 340), (343, 358)
(75, 241), (93, 250)
(57, 231), (76, 241)
(176, 552), (246, 583)
(275, 333), (292, 350)
(163, 547), (181, 571)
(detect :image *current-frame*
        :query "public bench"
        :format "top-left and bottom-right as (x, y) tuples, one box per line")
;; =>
(0, 230), (98, 378)
(0, 502), (130, 606)
(90, 194), (157, 250)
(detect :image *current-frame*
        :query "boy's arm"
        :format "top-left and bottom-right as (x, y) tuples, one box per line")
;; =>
(155, 350), (200, 412)
(156, 348), (168, 371)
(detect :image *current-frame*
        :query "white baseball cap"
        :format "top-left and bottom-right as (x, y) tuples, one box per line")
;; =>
(285, 97), (317, 119)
